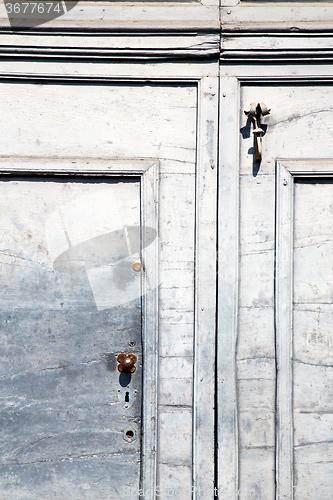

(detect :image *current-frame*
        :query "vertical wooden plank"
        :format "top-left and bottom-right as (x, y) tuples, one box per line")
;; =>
(217, 75), (240, 500)
(141, 161), (159, 500)
(275, 161), (294, 500)
(193, 72), (218, 500)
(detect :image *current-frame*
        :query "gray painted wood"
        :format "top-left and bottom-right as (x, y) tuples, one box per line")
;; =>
(141, 161), (159, 500)
(293, 177), (333, 500)
(275, 161), (294, 500)
(0, 33), (220, 60)
(0, 175), (142, 499)
(0, 2), (220, 32)
(0, 65), (218, 499)
(218, 75), (240, 500)
(192, 74), (218, 500)
(226, 77), (333, 500)
(276, 161), (333, 500)
(0, 159), (160, 500)
(220, 4), (333, 29)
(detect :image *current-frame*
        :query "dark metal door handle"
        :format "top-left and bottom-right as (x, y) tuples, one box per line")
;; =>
(117, 353), (137, 373)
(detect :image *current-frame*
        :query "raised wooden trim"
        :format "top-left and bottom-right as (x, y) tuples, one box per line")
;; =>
(220, 63), (333, 82)
(275, 161), (294, 500)
(221, 49), (333, 63)
(278, 159), (333, 176)
(0, 32), (219, 60)
(221, 5), (333, 30)
(0, 156), (158, 175)
(275, 159), (333, 500)
(222, 22), (333, 34)
(221, 31), (333, 63)
(193, 73), (218, 500)
(0, 1), (219, 32)
(141, 160), (159, 500)
(217, 75), (239, 500)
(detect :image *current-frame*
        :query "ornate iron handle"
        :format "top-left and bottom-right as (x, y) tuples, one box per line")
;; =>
(244, 102), (270, 161)
(117, 353), (137, 373)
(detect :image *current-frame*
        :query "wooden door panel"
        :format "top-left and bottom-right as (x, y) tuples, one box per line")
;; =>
(234, 84), (333, 499)
(293, 179), (333, 499)
(0, 176), (142, 499)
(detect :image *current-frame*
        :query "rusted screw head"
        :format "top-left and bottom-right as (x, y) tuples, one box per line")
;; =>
(132, 260), (142, 272)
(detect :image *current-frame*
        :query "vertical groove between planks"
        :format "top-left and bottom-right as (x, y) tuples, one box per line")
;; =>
(275, 162), (294, 500)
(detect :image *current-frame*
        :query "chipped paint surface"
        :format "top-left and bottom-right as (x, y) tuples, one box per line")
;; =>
(0, 74), (218, 500)
(0, 178), (143, 498)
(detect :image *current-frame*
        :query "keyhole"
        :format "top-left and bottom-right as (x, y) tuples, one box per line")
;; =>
(125, 391), (129, 403)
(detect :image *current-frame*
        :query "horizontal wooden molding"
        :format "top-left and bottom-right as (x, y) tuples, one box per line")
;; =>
(221, 31), (333, 62)
(221, 49), (333, 63)
(0, 31), (220, 60)
(0, 1), (219, 34)
(221, 21), (333, 34)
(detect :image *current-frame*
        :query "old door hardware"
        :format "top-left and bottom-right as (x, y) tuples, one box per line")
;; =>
(118, 386), (138, 408)
(132, 260), (142, 272)
(124, 428), (136, 442)
(244, 102), (271, 161)
(117, 353), (137, 373)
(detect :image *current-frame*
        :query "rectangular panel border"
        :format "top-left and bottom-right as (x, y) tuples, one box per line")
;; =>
(276, 159), (333, 500)
(0, 156), (159, 500)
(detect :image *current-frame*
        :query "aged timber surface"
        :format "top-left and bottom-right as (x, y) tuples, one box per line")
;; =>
(293, 180), (333, 500)
(0, 178), (142, 499)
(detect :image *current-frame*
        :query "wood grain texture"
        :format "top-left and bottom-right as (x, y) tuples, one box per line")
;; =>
(294, 412), (333, 447)
(294, 442), (333, 500)
(238, 448), (275, 500)
(221, 5), (333, 28)
(192, 74), (218, 499)
(0, 83), (197, 164)
(0, 33), (220, 60)
(0, 1), (220, 31)
(0, 63), (218, 499)
(237, 85), (333, 500)
(238, 307), (275, 360)
(275, 163), (333, 500)
(294, 305), (333, 366)
(240, 86), (333, 176)
(218, 75), (239, 500)
(0, 177), (142, 499)
(158, 464), (192, 500)
(157, 169), (195, 494)
(293, 178), (333, 500)
(275, 162), (294, 500)
(141, 161), (159, 500)
(158, 408), (192, 466)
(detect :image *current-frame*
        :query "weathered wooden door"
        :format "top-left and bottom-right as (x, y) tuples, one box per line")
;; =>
(0, 67), (218, 500)
(219, 78), (333, 500)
